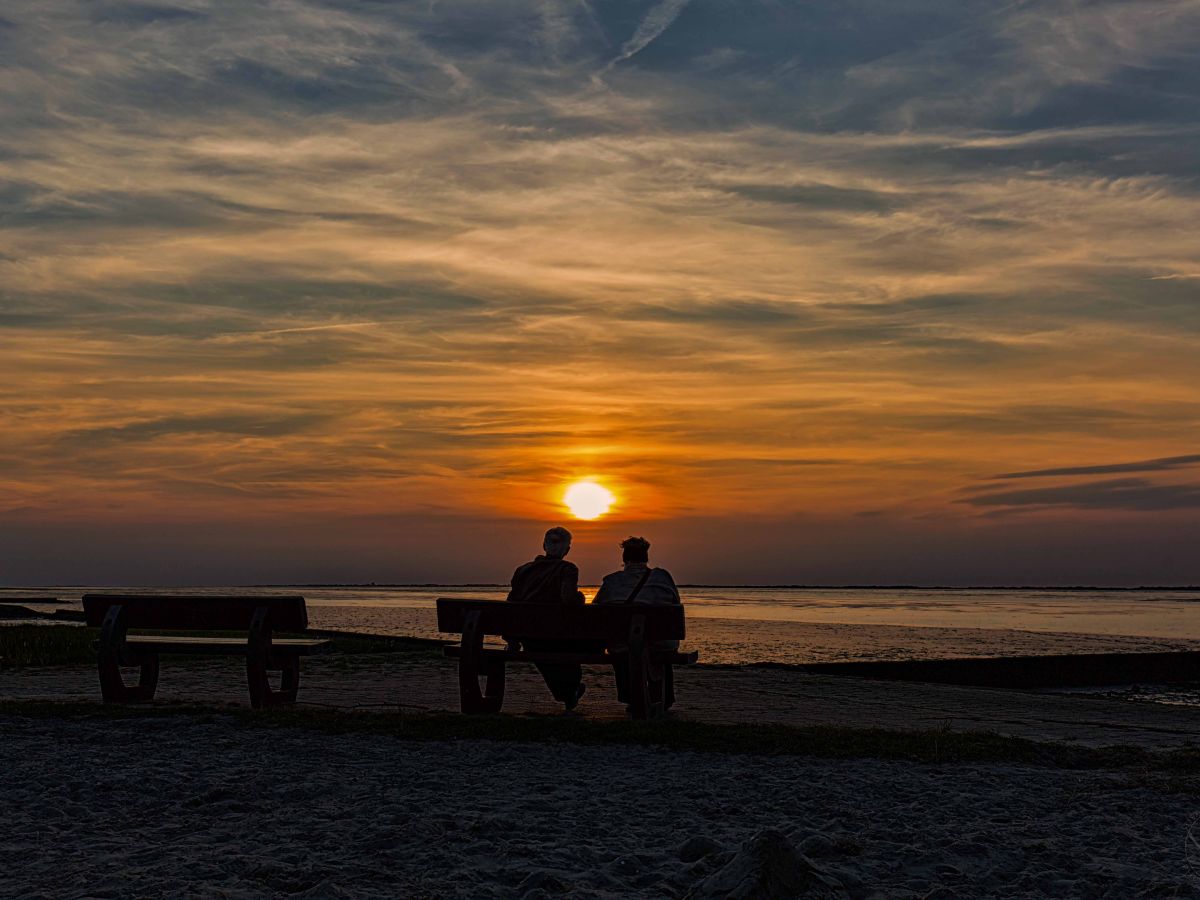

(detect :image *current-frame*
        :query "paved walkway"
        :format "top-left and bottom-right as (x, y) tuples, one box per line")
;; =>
(4, 654), (1200, 750)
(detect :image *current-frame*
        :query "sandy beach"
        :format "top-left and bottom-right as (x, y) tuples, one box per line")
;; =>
(4, 624), (1200, 897)
(2, 713), (1198, 899)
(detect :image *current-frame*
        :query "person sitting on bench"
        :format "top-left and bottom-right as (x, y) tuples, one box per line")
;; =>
(593, 536), (681, 708)
(505, 526), (599, 711)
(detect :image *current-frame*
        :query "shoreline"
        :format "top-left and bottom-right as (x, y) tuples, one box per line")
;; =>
(7, 583), (1200, 591)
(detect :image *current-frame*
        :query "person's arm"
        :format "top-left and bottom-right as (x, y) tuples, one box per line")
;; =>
(505, 566), (523, 602)
(663, 570), (681, 604)
(560, 562), (584, 604)
(638, 569), (681, 605)
(504, 566), (523, 648)
(592, 577), (612, 605)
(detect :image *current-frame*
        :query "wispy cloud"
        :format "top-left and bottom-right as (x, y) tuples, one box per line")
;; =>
(963, 478), (1200, 512)
(243, 322), (384, 337)
(992, 455), (1200, 480)
(610, 0), (692, 66)
(1, 0), (1198, 553)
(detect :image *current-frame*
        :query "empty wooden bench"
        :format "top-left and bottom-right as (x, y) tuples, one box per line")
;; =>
(436, 598), (698, 719)
(82, 594), (332, 709)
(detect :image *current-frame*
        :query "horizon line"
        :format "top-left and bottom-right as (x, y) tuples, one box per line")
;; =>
(5, 583), (1200, 592)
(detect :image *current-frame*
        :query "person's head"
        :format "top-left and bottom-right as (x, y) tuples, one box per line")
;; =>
(621, 536), (650, 565)
(543, 526), (573, 559)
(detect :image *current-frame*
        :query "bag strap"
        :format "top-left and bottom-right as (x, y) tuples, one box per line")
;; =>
(625, 568), (653, 604)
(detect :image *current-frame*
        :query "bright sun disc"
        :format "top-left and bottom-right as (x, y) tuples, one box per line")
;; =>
(563, 481), (615, 520)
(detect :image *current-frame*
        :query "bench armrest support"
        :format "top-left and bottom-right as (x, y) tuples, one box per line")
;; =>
(246, 605), (299, 708)
(96, 604), (159, 703)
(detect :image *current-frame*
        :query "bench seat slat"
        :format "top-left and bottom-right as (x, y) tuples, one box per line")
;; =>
(443, 645), (698, 666)
(436, 597), (687, 642)
(124, 635), (332, 656)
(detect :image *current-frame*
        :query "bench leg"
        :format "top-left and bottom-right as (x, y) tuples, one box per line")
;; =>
(459, 659), (506, 714)
(98, 652), (159, 704)
(97, 604), (158, 704)
(459, 610), (505, 714)
(246, 606), (302, 709)
(247, 656), (301, 709)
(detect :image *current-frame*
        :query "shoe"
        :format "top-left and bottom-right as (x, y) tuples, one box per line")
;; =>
(564, 682), (586, 712)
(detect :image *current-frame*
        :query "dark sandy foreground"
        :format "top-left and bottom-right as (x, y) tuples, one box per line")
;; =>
(2, 714), (1198, 899)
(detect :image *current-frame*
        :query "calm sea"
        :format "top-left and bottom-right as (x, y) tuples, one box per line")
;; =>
(8, 585), (1199, 666)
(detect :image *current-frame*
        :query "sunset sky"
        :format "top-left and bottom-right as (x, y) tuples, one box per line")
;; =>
(2, 0), (1199, 585)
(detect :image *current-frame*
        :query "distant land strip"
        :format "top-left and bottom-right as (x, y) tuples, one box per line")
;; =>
(241, 583), (1200, 591)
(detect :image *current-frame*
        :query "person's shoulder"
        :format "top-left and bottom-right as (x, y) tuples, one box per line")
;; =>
(600, 569), (624, 582)
(651, 567), (677, 583)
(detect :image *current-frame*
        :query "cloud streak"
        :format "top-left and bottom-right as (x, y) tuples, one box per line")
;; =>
(610, 0), (692, 65)
(963, 478), (1200, 512)
(0, 0), (1198, 582)
(992, 455), (1200, 480)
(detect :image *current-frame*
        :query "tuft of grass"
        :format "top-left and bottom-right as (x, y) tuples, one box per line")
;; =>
(0, 698), (1196, 777)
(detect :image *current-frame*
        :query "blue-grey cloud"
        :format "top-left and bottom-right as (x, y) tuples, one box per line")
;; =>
(963, 478), (1200, 511)
(724, 182), (905, 213)
(89, 4), (207, 25)
(63, 413), (335, 443)
(992, 454), (1200, 480)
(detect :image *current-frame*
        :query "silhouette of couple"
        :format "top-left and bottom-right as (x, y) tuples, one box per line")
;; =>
(506, 526), (680, 712)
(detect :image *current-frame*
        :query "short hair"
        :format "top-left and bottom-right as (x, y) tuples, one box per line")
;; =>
(543, 526), (573, 556)
(621, 536), (650, 563)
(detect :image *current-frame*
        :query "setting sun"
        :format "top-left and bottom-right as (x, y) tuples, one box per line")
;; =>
(563, 481), (616, 520)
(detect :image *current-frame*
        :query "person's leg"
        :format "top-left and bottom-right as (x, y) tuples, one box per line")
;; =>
(521, 640), (571, 701)
(521, 639), (586, 705)
(534, 661), (583, 704)
(610, 655), (629, 704)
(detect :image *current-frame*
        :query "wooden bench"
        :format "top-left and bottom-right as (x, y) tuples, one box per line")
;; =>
(436, 598), (698, 719)
(82, 594), (332, 708)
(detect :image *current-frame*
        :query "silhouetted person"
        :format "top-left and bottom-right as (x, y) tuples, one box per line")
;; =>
(593, 536), (681, 709)
(506, 526), (596, 711)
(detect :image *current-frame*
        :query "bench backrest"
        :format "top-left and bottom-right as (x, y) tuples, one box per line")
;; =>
(436, 598), (686, 642)
(82, 594), (309, 631)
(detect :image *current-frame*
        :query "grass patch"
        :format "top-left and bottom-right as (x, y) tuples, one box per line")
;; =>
(1, 698), (1196, 776)
(0, 626), (98, 667)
